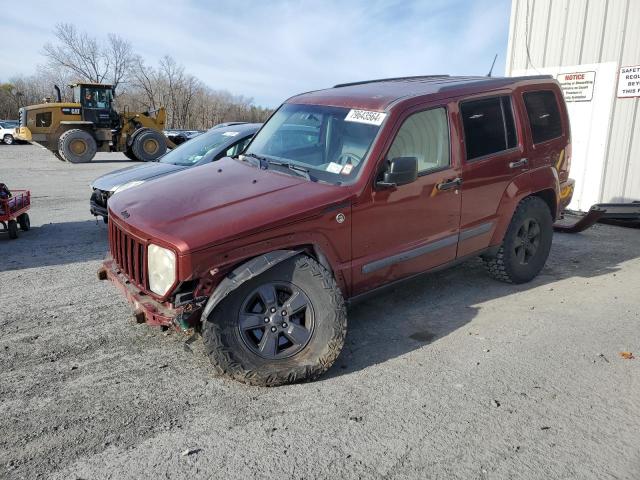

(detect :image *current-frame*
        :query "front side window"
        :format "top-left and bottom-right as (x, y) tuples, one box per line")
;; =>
(243, 103), (383, 184)
(35, 112), (52, 128)
(461, 96), (517, 160)
(81, 87), (113, 109)
(387, 107), (450, 173)
(523, 91), (563, 144)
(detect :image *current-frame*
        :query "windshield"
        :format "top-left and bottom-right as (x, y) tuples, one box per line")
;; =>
(159, 128), (243, 166)
(243, 103), (384, 184)
(76, 86), (113, 109)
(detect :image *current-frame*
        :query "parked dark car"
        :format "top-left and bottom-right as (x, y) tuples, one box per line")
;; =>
(100, 75), (574, 386)
(163, 129), (205, 145)
(90, 123), (260, 220)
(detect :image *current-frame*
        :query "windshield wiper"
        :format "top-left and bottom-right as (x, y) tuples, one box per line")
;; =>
(239, 152), (268, 168)
(265, 159), (314, 181)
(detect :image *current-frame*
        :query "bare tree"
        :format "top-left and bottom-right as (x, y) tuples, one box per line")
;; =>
(1, 24), (273, 125)
(42, 23), (133, 91)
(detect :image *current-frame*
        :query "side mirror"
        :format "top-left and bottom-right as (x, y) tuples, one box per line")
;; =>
(377, 156), (418, 188)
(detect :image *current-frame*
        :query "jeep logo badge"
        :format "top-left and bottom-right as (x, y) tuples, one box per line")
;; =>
(121, 210), (130, 219)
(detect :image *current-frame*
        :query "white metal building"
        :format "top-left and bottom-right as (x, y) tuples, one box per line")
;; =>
(505, 0), (640, 211)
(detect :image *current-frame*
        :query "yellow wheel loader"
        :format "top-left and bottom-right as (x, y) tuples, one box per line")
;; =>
(14, 83), (175, 163)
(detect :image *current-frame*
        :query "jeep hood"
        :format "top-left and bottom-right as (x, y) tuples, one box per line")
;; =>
(92, 162), (186, 192)
(108, 157), (348, 253)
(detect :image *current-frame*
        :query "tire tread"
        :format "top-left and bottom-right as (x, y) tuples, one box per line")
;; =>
(202, 256), (347, 387)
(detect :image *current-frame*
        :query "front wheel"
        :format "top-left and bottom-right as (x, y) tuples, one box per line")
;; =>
(483, 196), (553, 284)
(3, 134), (14, 145)
(58, 129), (97, 163)
(202, 255), (347, 386)
(131, 129), (167, 162)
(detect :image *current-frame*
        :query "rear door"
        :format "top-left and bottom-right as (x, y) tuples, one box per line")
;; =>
(520, 88), (568, 180)
(456, 94), (526, 257)
(351, 103), (462, 295)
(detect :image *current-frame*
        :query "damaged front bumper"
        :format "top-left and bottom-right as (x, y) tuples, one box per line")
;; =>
(90, 189), (109, 219)
(98, 256), (204, 330)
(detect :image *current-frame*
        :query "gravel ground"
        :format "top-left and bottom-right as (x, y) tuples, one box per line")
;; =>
(0, 143), (639, 480)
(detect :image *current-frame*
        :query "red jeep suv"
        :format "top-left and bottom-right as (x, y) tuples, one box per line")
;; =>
(100, 75), (574, 386)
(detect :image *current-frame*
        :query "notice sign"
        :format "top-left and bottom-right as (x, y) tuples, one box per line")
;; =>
(557, 71), (596, 102)
(617, 65), (640, 98)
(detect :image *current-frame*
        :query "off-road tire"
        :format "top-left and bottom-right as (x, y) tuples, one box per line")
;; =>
(58, 129), (97, 163)
(131, 129), (167, 162)
(123, 148), (137, 161)
(3, 134), (14, 145)
(202, 255), (347, 387)
(8, 220), (18, 239)
(17, 213), (30, 231)
(483, 196), (553, 284)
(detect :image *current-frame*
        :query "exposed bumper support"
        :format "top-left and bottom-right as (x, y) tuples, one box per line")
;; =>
(90, 200), (108, 218)
(554, 202), (640, 233)
(98, 257), (202, 329)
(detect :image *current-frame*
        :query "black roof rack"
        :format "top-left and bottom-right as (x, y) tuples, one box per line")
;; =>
(333, 75), (451, 89)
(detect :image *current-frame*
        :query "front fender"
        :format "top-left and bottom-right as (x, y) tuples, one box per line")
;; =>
(201, 249), (301, 320)
(489, 166), (560, 246)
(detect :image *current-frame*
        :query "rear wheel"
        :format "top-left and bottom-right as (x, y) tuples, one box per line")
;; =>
(3, 134), (14, 145)
(8, 220), (18, 239)
(58, 129), (97, 163)
(131, 129), (167, 162)
(483, 196), (553, 284)
(202, 255), (347, 386)
(18, 213), (30, 231)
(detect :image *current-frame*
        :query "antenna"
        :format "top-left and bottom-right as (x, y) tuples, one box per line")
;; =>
(487, 54), (498, 77)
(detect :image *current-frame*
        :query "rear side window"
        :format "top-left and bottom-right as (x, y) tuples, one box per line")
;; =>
(387, 107), (450, 173)
(523, 91), (563, 143)
(461, 96), (517, 160)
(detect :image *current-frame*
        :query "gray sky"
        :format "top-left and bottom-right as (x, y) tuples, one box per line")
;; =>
(0, 0), (512, 107)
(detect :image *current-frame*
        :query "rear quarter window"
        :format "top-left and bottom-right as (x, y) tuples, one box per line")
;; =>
(523, 90), (563, 144)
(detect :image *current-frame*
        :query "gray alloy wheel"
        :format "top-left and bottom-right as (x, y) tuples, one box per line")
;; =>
(3, 134), (14, 145)
(237, 282), (316, 360)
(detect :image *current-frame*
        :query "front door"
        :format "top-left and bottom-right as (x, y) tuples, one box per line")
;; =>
(351, 105), (462, 296)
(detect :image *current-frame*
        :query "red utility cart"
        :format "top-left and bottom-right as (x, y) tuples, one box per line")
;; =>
(0, 190), (31, 239)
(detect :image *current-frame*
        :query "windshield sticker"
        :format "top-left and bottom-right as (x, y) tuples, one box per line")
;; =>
(345, 109), (386, 126)
(326, 162), (343, 173)
(341, 163), (353, 175)
(222, 131), (240, 137)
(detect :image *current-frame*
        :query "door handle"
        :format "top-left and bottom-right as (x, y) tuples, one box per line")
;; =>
(509, 158), (528, 169)
(436, 177), (462, 191)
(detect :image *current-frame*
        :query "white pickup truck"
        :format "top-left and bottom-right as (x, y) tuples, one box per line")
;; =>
(0, 120), (18, 144)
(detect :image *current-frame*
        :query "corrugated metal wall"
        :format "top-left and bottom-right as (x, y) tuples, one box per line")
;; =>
(506, 0), (640, 204)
